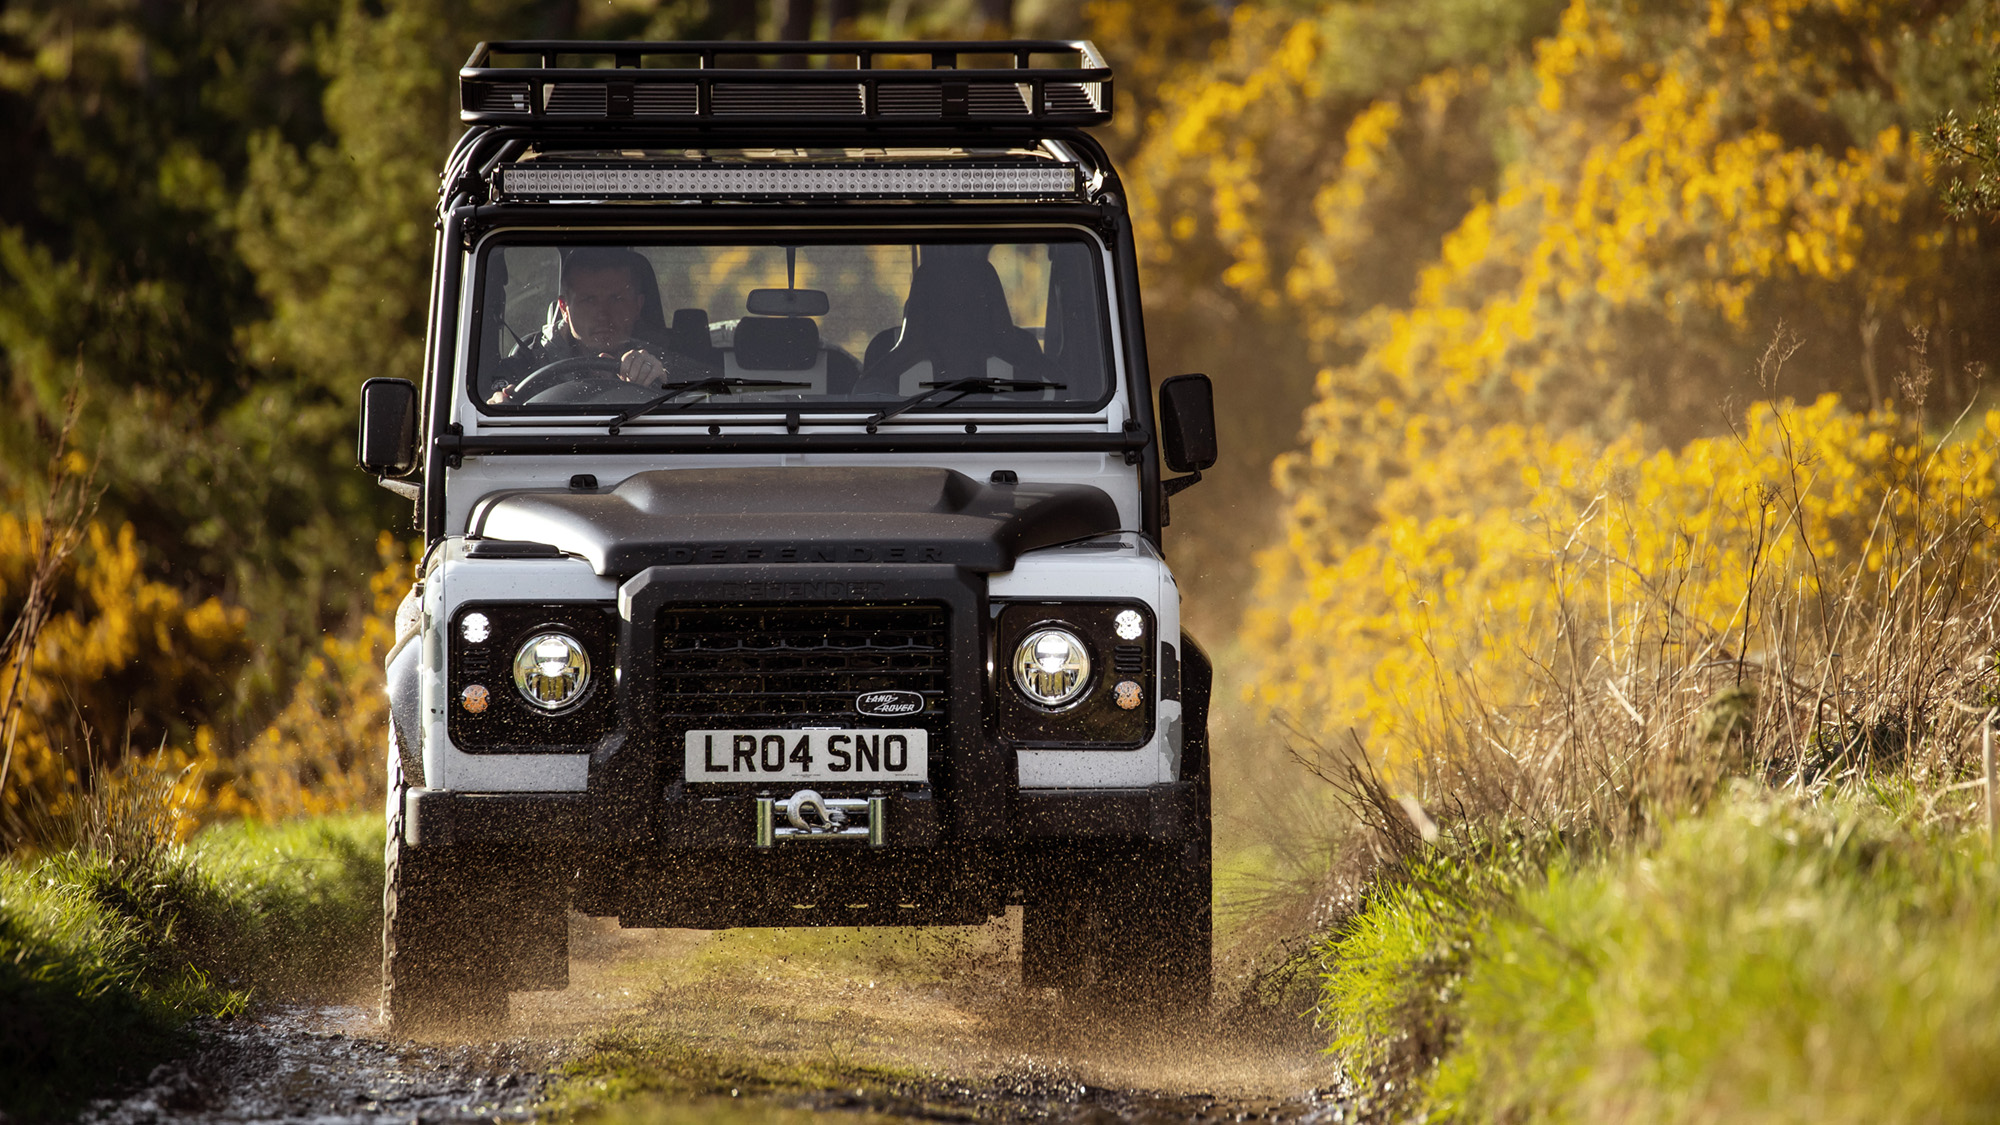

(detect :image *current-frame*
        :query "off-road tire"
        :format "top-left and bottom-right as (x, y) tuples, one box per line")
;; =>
(381, 784), (508, 1033)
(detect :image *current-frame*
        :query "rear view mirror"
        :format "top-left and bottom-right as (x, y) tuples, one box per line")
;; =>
(1158, 373), (1217, 474)
(358, 378), (419, 477)
(746, 288), (830, 317)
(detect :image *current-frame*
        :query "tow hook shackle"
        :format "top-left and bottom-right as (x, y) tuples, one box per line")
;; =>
(754, 790), (888, 848)
(784, 789), (840, 831)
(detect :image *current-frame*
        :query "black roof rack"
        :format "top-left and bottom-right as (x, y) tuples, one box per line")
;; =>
(460, 40), (1111, 128)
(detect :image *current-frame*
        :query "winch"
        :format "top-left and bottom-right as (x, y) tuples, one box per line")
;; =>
(753, 789), (887, 847)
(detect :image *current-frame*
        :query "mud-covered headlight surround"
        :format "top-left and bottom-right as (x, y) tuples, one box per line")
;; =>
(1011, 627), (1093, 709)
(513, 631), (593, 712)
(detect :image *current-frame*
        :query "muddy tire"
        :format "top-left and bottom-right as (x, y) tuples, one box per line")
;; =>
(381, 785), (508, 1034)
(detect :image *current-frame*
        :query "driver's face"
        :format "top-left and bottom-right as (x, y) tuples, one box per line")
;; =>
(559, 266), (642, 351)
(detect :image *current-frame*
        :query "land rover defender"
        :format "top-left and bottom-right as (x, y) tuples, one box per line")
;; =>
(357, 40), (1219, 1031)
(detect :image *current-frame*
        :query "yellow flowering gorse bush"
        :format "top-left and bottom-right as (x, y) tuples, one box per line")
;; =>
(2, 519), (407, 842)
(1250, 395), (2000, 763)
(0, 516), (248, 830)
(1095, 0), (2000, 762)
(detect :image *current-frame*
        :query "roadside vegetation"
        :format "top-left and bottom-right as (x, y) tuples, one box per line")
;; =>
(0, 773), (380, 1120)
(1249, 381), (2000, 1120)
(1131, 0), (2000, 1119)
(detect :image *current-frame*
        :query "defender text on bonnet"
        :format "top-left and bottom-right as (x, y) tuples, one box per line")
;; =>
(357, 40), (1220, 1031)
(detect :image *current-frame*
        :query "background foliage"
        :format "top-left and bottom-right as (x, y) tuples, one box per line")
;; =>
(0, 0), (1094, 834)
(1099, 0), (2000, 753)
(3, 0), (2000, 960)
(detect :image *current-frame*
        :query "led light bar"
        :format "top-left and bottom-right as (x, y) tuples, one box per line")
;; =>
(495, 162), (1083, 201)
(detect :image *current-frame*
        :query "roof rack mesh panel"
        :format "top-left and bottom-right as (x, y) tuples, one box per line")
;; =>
(467, 80), (532, 113)
(875, 85), (941, 116)
(712, 82), (866, 116)
(544, 83), (607, 115)
(633, 84), (698, 116)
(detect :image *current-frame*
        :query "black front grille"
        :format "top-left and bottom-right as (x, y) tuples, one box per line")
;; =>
(656, 603), (949, 728)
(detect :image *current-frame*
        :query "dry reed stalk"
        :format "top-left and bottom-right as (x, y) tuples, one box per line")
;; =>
(0, 382), (96, 844)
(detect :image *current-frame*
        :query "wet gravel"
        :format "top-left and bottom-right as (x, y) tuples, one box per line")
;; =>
(73, 986), (1357, 1125)
(77, 1006), (562, 1125)
(844, 1072), (1359, 1123)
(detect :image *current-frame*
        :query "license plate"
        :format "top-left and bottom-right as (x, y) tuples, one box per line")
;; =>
(683, 730), (928, 783)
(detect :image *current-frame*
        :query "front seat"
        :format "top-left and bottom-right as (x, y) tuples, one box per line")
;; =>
(857, 247), (1048, 395)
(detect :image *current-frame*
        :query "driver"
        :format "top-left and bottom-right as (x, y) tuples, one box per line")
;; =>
(486, 247), (683, 404)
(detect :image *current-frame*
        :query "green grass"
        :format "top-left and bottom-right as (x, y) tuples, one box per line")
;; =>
(577, 1096), (913, 1125)
(1317, 790), (2000, 1123)
(544, 1026), (923, 1122)
(537, 917), (1006, 1123)
(0, 813), (380, 1121)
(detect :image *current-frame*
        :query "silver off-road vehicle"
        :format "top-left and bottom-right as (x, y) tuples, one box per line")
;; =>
(358, 39), (1219, 1031)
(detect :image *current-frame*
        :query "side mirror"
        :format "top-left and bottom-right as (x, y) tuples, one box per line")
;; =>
(358, 378), (419, 477)
(1158, 373), (1218, 474)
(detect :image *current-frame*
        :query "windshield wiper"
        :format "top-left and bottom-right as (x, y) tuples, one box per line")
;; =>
(863, 377), (1068, 432)
(607, 377), (812, 434)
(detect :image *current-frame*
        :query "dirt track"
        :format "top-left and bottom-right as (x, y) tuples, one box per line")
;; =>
(80, 912), (1349, 1124)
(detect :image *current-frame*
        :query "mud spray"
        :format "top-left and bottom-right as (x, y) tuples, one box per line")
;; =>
(82, 906), (1345, 1124)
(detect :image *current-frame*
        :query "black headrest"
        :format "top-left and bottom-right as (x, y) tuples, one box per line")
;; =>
(899, 247), (1016, 347)
(671, 307), (709, 338)
(733, 317), (819, 371)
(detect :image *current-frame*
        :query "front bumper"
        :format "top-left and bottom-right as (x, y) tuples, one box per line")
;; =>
(400, 781), (1204, 850)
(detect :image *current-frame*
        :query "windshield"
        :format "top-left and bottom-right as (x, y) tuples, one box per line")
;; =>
(471, 235), (1113, 416)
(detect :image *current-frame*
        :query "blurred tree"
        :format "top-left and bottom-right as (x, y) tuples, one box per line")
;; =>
(1932, 62), (2000, 221)
(0, 0), (361, 703)
(1099, 0), (2000, 645)
(1090, 0), (1563, 631)
(1212, 0), (2000, 741)
(780, 0), (817, 42)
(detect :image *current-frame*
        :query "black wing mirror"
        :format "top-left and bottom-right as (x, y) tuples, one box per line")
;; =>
(1158, 373), (1217, 480)
(358, 378), (419, 478)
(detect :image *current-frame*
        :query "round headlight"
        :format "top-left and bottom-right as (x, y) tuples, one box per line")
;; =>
(513, 632), (591, 711)
(1012, 627), (1093, 708)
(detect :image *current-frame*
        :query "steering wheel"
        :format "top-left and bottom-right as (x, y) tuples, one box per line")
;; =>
(507, 355), (623, 402)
